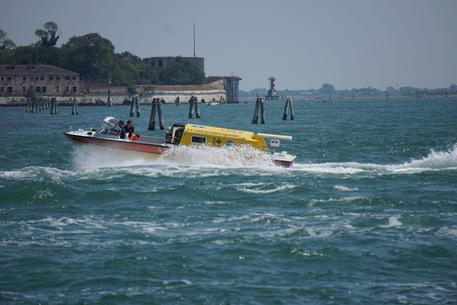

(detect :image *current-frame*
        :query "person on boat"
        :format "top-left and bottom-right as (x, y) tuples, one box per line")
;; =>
(109, 120), (124, 136)
(124, 120), (140, 140)
(119, 120), (127, 139)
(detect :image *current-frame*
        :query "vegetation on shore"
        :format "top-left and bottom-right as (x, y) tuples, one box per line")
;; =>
(242, 83), (457, 99)
(0, 22), (206, 86)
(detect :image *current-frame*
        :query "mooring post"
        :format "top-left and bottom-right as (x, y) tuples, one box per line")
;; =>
(158, 98), (165, 130)
(135, 96), (140, 117)
(129, 97), (135, 117)
(148, 98), (157, 130)
(175, 96), (180, 106)
(194, 96), (200, 118)
(188, 96), (194, 118)
(283, 98), (290, 120)
(107, 90), (112, 107)
(72, 97), (79, 115)
(252, 98), (260, 124)
(49, 99), (54, 115)
(289, 98), (294, 120)
(71, 98), (75, 115)
(259, 98), (265, 124)
(50, 98), (58, 115)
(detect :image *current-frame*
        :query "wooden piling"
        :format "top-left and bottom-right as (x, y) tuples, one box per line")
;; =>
(148, 98), (157, 130)
(283, 98), (294, 120)
(157, 98), (165, 130)
(107, 90), (112, 107)
(135, 96), (140, 117)
(50, 98), (58, 115)
(252, 98), (260, 124)
(289, 99), (294, 120)
(49, 99), (54, 115)
(188, 96), (194, 118)
(282, 99), (290, 120)
(259, 98), (265, 124)
(72, 97), (79, 115)
(194, 96), (200, 118)
(175, 96), (180, 106)
(129, 98), (135, 117)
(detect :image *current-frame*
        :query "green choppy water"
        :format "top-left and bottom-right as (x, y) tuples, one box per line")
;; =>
(1, 98), (457, 304)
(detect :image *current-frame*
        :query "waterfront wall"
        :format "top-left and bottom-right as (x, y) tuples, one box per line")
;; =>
(0, 80), (228, 106)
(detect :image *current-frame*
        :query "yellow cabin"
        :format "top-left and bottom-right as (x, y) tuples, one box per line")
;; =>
(165, 124), (269, 151)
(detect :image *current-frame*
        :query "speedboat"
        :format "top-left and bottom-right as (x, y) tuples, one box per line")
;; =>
(64, 117), (297, 167)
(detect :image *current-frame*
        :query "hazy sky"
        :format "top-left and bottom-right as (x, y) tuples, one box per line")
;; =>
(1, 0), (456, 90)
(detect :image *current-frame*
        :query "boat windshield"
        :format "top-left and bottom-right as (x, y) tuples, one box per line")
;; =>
(165, 124), (185, 145)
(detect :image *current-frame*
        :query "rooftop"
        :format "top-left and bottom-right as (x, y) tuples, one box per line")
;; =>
(0, 65), (79, 76)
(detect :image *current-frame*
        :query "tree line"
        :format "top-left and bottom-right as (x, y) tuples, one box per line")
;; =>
(0, 22), (206, 86)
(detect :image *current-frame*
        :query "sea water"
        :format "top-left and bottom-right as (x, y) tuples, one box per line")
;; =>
(0, 98), (456, 304)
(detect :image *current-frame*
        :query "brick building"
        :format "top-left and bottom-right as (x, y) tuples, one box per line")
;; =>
(0, 65), (80, 97)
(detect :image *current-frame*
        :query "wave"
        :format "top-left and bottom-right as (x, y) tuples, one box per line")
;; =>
(157, 145), (275, 168)
(293, 143), (457, 175)
(1, 144), (456, 182)
(235, 183), (297, 194)
(73, 145), (156, 169)
(334, 185), (359, 192)
(69, 142), (457, 174)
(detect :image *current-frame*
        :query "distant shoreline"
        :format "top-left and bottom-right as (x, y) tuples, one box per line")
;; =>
(1, 94), (456, 107)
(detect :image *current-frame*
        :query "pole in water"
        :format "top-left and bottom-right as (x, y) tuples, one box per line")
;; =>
(283, 97), (294, 120)
(282, 98), (290, 120)
(72, 97), (79, 115)
(252, 98), (260, 124)
(135, 96), (140, 117)
(157, 98), (165, 130)
(194, 96), (200, 118)
(71, 97), (75, 115)
(259, 98), (265, 124)
(289, 99), (295, 121)
(148, 98), (157, 130)
(50, 98), (58, 115)
(188, 96), (194, 118)
(129, 97), (135, 117)
(107, 90), (112, 107)
(175, 96), (180, 106)
(49, 99), (54, 115)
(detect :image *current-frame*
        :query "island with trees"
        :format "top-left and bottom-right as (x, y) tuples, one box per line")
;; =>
(0, 22), (206, 87)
